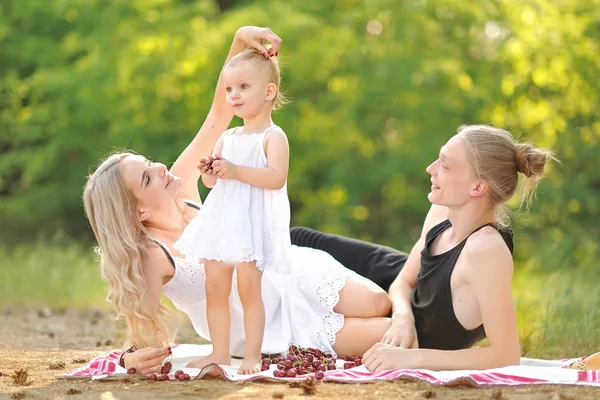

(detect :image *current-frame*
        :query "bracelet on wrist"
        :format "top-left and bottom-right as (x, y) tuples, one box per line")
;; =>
(119, 346), (137, 369)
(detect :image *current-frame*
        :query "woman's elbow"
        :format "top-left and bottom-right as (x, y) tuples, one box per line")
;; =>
(496, 345), (521, 367)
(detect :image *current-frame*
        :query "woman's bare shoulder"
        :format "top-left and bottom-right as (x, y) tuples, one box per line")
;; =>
(461, 227), (514, 278)
(141, 241), (175, 279)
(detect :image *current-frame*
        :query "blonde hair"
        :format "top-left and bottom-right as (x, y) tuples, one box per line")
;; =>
(457, 124), (556, 226)
(83, 152), (177, 348)
(226, 47), (289, 111)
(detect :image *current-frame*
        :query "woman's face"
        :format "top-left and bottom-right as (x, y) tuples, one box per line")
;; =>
(122, 155), (183, 220)
(425, 135), (480, 207)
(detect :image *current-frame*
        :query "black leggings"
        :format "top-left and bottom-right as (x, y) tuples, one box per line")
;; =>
(290, 227), (408, 292)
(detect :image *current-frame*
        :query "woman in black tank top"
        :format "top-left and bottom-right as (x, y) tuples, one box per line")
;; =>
(292, 125), (554, 371)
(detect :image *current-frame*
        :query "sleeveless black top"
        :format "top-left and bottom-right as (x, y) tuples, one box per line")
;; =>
(412, 219), (514, 350)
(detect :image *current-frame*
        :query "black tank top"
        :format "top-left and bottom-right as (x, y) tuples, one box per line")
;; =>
(412, 219), (514, 350)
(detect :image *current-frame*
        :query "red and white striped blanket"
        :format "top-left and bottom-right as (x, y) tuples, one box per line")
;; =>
(58, 344), (600, 387)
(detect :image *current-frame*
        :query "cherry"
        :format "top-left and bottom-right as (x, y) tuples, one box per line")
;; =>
(126, 367), (136, 374)
(273, 370), (285, 378)
(283, 360), (293, 369)
(203, 156), (221, 171)
(315, 371), (325, 380)
(343, 362), (355, 370)
(261, 363), (270, 372)
(286, 368), (298, 377)
(161, 361), (172, 374)
(158, 373), (169, 381)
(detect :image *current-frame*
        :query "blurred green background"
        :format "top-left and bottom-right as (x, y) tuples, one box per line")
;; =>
(1, 0), (599, 357)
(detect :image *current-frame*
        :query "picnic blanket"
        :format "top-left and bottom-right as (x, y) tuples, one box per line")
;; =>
(58, 344), (600, 387)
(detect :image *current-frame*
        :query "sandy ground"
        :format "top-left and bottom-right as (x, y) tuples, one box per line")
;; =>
(1, 308), (599, 400)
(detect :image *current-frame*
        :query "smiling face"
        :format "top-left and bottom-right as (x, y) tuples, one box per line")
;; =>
(223, 60), (276, 119)
(426, 135), (482, 207)
(121, 155), (183, 221)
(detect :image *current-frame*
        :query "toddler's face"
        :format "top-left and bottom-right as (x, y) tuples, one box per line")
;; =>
(223, 61), (271, 119)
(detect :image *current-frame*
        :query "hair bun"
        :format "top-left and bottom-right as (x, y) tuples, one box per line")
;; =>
(515, 143), (548, 179)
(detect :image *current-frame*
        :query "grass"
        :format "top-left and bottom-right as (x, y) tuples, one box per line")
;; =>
(0, 239), (107, 309)
(2, 241), (599, 359)
(513, 266), (600, 359)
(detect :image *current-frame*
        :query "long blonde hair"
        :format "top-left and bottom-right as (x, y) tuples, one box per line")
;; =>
(458, 125), (556, 225)
(83, 152), (177, 348)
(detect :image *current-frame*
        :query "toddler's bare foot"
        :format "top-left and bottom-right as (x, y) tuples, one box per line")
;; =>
(238, 355), (262, 375)
(186, 353), (231, 370)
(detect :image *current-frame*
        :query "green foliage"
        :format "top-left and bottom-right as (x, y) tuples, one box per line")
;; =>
(1, 0), (599, 275)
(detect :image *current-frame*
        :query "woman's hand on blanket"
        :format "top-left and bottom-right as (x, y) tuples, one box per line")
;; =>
(234, 26), (282, 58)
(211, 155), (238, 179)
(123, 346), (171, 374)
(380, 313), (419, 348)
(362, 343), (419, 372)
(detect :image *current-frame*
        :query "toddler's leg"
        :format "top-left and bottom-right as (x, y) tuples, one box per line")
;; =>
(186, 260), (234, 370)
(235, 261), (264, 375)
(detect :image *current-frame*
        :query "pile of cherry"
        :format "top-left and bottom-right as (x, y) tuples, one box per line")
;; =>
(124, 345), (363, 381)
(261, 345), (363, 379)
(127, 361), (191, 381)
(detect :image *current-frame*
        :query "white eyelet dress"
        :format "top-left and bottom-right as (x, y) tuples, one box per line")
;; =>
(161, 242), (356, 358)
(174, 125), (291, 274)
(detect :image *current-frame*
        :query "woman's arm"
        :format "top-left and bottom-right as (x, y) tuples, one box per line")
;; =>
(121, 246), (173, 372)
(212, 128), (289, 190)
(171, 27), (282, 202)
(364, 232), (521, 371)
(383, 204), (448, 348)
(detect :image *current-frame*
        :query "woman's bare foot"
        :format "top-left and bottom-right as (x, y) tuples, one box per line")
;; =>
(238, 355), (262, 375)
(186, 353), (231, 370)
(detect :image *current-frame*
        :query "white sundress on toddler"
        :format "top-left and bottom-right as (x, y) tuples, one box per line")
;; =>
(174, 125), (291, 274)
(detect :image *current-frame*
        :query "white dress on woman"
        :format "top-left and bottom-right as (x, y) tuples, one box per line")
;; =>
(161, 241), (355, 357)
(174, 125), (291, 274)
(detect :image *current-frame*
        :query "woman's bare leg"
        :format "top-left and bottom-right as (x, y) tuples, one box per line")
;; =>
(186, 260), (234, 369)
(334, 275), (391, 318)
(333, 317), (391, 357)
(236, 261), (264, 374)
